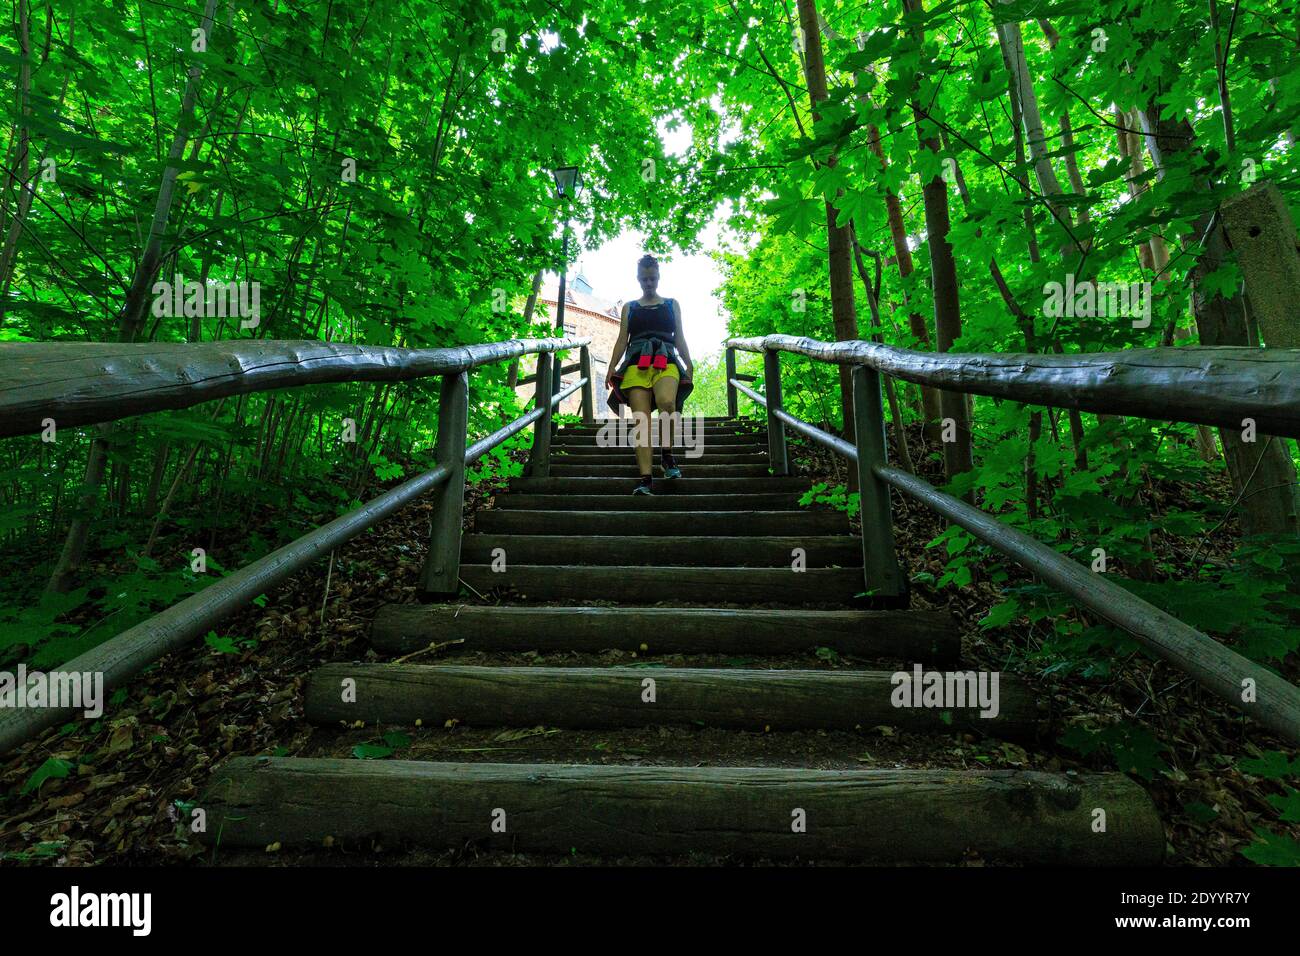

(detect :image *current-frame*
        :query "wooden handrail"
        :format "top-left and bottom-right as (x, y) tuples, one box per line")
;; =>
(517, 360), (582, 387)
(728, 346), (1300, 745)
(727, 334), (1300, 438)
(0, 336), (592, 438)
(876, 465), (1300, 745)
(0, 337), (587, 753)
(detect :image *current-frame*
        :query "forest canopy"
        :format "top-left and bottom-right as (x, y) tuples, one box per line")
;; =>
(0, 0), (1299, 864)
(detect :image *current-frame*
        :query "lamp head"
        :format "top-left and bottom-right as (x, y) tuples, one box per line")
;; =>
(551, 165), (582, 199)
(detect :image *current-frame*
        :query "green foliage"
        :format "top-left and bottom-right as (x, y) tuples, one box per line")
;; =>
(799, 482), (859, 519)
(352, 731), (411, 760)
(1059, 722), (1172, 782)
(1238, 750), (1300, 865)
(0, 0), (1295, 866)
(22, 757), (74, 795)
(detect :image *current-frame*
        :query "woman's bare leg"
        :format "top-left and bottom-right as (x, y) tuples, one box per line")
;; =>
(653, 376), (680, 453)
(627, 387), (654, 475)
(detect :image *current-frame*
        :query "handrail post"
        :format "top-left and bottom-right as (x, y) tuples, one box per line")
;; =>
(725, 346), (738, 419)
(852, 364), (906, 601)
(579, 345), (595, 423)
(419, 371), (469, 597)
(527, 352), (553, 477)
(551, 346), (563, 434)
(763, 348), (787, 475)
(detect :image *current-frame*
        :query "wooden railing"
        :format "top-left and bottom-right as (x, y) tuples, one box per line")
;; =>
(0, 335), (592, 752)
(725, 334), (1300, 745)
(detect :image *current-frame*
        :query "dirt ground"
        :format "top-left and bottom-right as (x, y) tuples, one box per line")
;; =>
(0, 421), (1294, 866)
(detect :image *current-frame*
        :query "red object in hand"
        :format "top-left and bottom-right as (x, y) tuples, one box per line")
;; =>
(637, 354), (652, 369)
(652, 354), (668, 370)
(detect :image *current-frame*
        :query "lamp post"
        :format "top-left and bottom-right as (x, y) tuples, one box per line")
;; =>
(550, 165), (582, 420)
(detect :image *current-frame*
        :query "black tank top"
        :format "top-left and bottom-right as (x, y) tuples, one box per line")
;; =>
(627, 299), (675, 341)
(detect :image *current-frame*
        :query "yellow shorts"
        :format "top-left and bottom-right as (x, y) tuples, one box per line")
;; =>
(621, 362), (679, 391)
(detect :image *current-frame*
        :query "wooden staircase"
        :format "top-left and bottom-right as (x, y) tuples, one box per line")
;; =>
(201, 417), (1164, 864)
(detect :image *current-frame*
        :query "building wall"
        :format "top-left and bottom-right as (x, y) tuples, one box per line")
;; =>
(513, 299), (624, 418)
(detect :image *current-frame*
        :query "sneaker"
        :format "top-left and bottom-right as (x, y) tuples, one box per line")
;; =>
(633, 476), (654, 495)
(663, 465), (682, 479)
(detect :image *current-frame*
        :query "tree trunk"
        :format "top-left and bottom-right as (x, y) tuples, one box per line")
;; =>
(1140, 107), (1300, 535)
(0, 0), (33, 329)
(45, 428), (109, 594)
(117, 0), (219, 344)
(866, 124), (942, 428)
(44, 0), (218, 591)
(903, 0), (974, 495)
(796, 0), (860, 472)
(850, 227), (914, 474)
(144, 443), (170, 515)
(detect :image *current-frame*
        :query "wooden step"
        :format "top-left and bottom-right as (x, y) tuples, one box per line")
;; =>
(552, 433), (765, 446)
(370, 605), (960, 664)
(552, 443), (766, 457)
(199, 758), (1163, 864)
(474, 510), (850, 535)
(549, 453), (769, 467)
(573, 416), (744, 423)
(507, 477), (808, 495)
(494, 493), (806, 511)
(461, 534), (861, 567)
(305, 664), (1039, 737)
(557, 424), (765, 435)
(559, 421), (759, 431)
(548, 463), (773, 477)
(458, 564), (866, 604)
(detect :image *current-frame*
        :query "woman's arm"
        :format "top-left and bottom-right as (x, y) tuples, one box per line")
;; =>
(606, 304), (629, 388)
(672, 299), (692, 375)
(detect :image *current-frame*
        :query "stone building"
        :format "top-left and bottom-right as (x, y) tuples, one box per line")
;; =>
(515, 273), (624, 418)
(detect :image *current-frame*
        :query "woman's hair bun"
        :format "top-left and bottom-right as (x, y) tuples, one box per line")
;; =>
(637, 254), (659, 270)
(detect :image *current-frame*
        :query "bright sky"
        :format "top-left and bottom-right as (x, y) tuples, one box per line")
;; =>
(564, 218), (731, 360)
(542, 115), (743, 361)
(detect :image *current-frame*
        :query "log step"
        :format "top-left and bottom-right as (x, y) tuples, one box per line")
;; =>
(461, 534), (861, 567)
(558, 418), (760, 427)
(474, 510), (850, 535)
(548, 463), (774, 477)
(552, 443), (766, 456)
(305, 664), (1039, 737)
(574, 416), (745, 423)
(552, 433), (765, 446)
(549, 454), (769, 467)
(198, 758), (1164, 864)
(556, 425), (765, 436)
(556, 429), (764, 442)
(507, 477), (808, 495)
(458, 564), (866, 604)
(494, 494), (806, 511)
(370, 605), (960, 664)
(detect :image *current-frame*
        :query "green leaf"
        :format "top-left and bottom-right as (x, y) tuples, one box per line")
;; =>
(22, 757), (73, 794)
(979, 599), (1019, 630)
(204, 632), (239, 654)
(1240, 751), (1300, 779)
(1240, 827), (1300, 867)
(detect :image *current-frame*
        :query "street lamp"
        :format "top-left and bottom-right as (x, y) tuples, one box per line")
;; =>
(550, 165), (583, 338)
(552, 165), (582, 200)
(550, 165), (582, 421)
